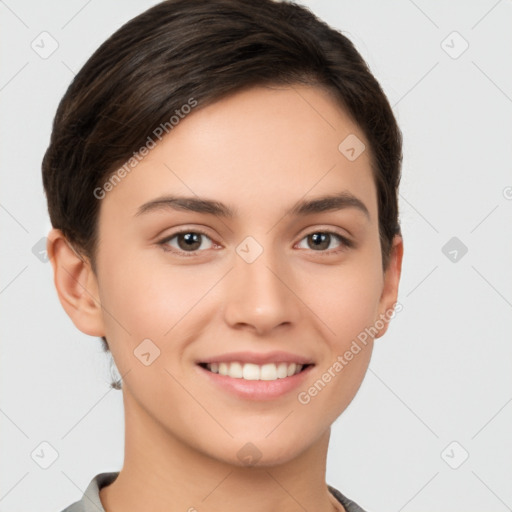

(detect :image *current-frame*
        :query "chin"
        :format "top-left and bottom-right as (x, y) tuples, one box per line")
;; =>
(213, 434), (316, 469)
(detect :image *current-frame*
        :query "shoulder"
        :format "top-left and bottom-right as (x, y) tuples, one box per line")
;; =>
(328, 484), (370, 512)
(59, 472), (119, 512)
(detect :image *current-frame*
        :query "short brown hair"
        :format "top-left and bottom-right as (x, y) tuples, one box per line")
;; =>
(42, 0), (402, 384)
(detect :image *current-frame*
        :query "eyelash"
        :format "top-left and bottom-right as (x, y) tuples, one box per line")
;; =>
(158, 228), (354, 257)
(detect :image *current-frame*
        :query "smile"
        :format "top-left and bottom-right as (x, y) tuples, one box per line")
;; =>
(201, 361), (308, 381)
(196, 351), (315, 400)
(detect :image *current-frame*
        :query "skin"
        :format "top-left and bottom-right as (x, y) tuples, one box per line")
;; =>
(48, 84), (403, 512)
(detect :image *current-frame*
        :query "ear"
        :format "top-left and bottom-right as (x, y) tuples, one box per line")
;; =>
(46, 228), (106, 337)
(374, 234), (404, 339)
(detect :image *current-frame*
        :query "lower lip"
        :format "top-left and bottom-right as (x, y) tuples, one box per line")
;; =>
(197, 364), (313, 401)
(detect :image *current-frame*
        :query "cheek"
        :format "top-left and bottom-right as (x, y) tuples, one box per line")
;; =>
(293, 260), (382, 423)
(96, 246), (221, 353)
(295, 344), (373, 435)
(299, 255), (383, 347)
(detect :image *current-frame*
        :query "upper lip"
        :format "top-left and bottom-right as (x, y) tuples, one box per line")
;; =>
(198, 351), (314, 365)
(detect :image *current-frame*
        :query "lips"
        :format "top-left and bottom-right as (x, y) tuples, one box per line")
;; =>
(198, 350), (314, 366)
(197, 360), (314, 401)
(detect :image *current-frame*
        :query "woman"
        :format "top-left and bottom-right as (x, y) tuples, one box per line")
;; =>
(43, 1), (404, 510)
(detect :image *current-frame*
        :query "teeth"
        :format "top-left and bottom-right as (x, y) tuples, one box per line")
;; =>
(276, 362), (288, 378)
(260, 363), (277, 381)
(205, 362), (305, 381)
(230, 361), (243, 378)
(243, 363), (260, 381)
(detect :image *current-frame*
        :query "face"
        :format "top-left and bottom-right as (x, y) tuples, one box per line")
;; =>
(79, 84), (401, 466)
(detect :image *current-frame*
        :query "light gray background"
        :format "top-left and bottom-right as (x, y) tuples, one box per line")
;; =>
(1, 1), (511, 511)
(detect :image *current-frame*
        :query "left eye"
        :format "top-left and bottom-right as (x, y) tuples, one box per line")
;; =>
(163, 231), (214, 252)
(296, 232), (348, 251)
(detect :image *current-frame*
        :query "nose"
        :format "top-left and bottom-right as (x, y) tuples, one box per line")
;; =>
(222, 249), (301, 336)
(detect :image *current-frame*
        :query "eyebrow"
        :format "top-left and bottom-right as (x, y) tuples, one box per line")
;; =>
(135, 191), (370, 220)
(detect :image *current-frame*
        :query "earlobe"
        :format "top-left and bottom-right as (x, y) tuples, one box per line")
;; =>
(47, 228), (106, 337)
(374, 234), (404, 339)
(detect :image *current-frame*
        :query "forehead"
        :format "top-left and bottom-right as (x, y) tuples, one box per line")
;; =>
(99, 84), (378, 225)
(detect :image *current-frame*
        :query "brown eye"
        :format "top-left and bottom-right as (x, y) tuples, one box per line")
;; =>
(308, 233), (331, 250)
(296, 231), (351, 252)
(163, 231), (214, 252)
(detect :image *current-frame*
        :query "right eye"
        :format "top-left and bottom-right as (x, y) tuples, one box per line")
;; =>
(159, 230), (217, 255)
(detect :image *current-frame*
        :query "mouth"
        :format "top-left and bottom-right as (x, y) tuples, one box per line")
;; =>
(196, 351), (315, 400)
(198, 361), (312, 381)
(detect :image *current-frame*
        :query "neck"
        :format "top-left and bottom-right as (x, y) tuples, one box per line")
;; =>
(99, 389), (344, 512)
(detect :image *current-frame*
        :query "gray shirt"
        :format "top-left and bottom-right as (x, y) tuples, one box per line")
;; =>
(60, 472), (368, 512)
